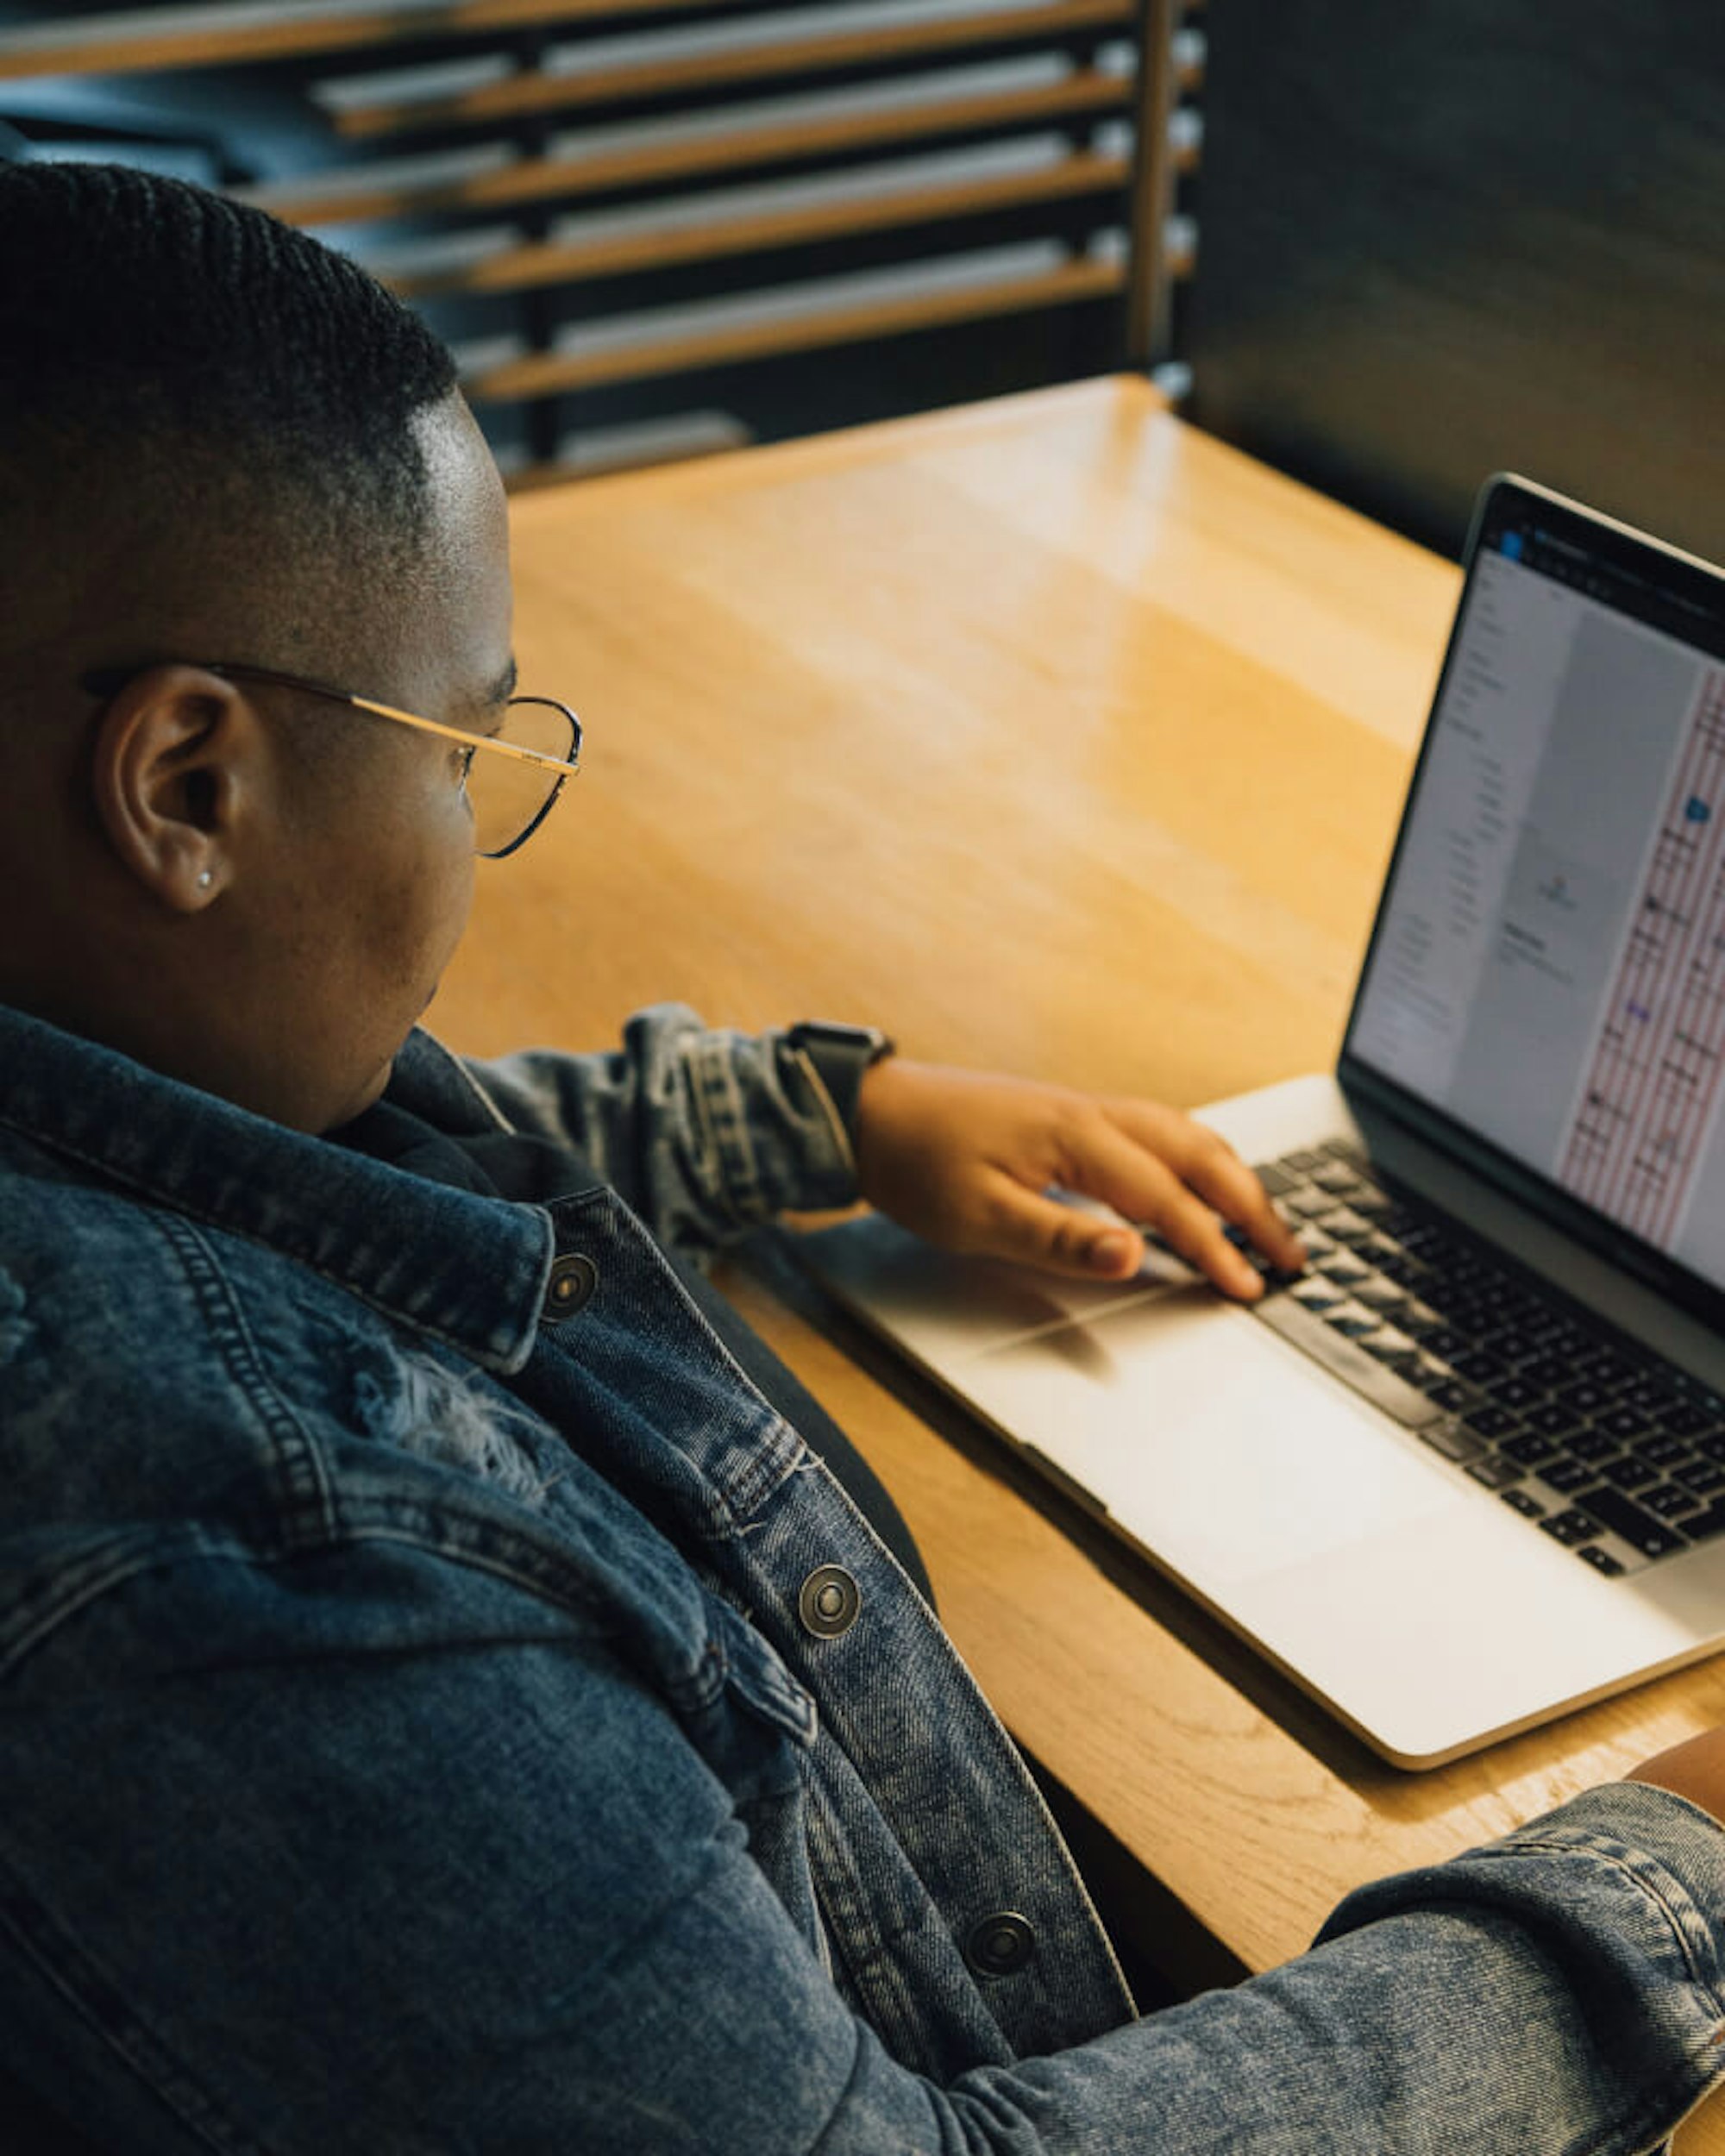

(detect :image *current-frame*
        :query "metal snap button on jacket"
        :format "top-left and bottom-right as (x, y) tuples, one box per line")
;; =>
(541, 1252), (599, 1321)
(798, 1564), (861, 1639)
(964, 1911), (1037, 1978)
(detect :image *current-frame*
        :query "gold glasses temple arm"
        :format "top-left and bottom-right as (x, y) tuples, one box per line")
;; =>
(347, 693), (580, 777)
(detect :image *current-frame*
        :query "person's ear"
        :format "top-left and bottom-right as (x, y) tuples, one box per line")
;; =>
(88, 667), (260, 912)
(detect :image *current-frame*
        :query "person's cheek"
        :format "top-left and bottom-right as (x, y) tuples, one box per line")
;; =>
(430, 833), (476, 975)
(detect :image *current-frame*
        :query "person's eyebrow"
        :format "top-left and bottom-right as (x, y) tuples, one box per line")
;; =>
(465, 655), (519, 737)
(484, 655), (519, 709)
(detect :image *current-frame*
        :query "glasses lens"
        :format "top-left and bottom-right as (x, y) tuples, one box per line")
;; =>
(469, 697), (578, 856)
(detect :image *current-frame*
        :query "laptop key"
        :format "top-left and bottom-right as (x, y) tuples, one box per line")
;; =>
(1527, 1401), (1585, 1438)
(1601, 1454), (1660, 1492)
(1417, 1420), (1487, 1463)
(1558, 1381), (1613, 1416)
(1541, 1508), (1603, 1548)
(1468, 1455), (1524, 1489)
(1621, 1377), (1683, 1416)
(1500, 1429), (1559, 1464)
(1537, 1457), (1597, 1495)
(1283, 1188), (1339, 1219)
(1566, 1428), (1618, 1463)
(1644, 1482), (1703, 1519)
(1576, 1545), (1626, 1577)
(1502, 1487), (1547, 1519)
(1571, 1486), (1686, 1559)
(1573, 1347), (1640, 1393)
(1254, 1294), (1444, 1426)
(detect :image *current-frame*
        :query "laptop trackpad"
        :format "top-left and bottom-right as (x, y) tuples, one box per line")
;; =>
(960, 1290), (1465, 1587)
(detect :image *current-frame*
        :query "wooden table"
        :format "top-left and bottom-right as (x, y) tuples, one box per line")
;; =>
(436, 373), (1725, 2145)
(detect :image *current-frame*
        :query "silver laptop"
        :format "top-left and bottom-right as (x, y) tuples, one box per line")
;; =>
(800, 474), (1725, 1767)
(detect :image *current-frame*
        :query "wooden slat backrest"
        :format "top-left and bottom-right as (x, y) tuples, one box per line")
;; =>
(463, 253), (1124, 398)
(0, 0), (733, 81)
(323, 0), (1140, 139)
(242, 66), (1137, 227)
(2, 0), (1201, 478)
(384, 146), (1135, 297)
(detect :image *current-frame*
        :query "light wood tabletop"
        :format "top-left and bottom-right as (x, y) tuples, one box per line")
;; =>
(435, 373), (1725, 2147)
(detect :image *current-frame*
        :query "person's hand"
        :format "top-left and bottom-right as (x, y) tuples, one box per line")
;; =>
(1628, 1729), (1725, 1827)
(851, 1058), (1306, 1299)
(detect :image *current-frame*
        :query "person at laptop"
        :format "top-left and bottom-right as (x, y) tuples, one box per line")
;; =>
(3, 159), (1724, 2153)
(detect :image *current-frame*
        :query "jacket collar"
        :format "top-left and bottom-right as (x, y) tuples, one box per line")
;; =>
(0, 1006), (552, 1373)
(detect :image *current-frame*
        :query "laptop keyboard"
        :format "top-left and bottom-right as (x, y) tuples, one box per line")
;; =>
(1240, 1139), (1725, 1576)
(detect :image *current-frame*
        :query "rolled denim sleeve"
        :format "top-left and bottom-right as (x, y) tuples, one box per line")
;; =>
(900, 1780), (1725, 2155)
(461, 1002), (859, 1257)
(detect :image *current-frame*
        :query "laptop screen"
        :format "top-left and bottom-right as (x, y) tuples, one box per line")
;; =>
(1345, 478), (1725, 1292)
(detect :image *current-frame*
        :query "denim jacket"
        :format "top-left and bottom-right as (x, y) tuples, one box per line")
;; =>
(3, 997), (1725, 2153)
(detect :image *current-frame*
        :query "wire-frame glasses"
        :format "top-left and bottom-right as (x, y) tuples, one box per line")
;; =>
(81, 660), (581, 859)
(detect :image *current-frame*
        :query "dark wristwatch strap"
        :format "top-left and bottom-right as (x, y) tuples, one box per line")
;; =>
(782, 1020), (895, 1154)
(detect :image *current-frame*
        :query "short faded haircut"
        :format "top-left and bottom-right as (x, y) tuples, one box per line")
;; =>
(0, 160), (461, 688)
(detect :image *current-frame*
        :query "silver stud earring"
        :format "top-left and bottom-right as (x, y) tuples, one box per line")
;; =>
(197, 871), (213, 890)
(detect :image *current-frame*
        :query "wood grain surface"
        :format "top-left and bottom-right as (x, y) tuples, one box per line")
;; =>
(433, 374), (1725, 2147)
